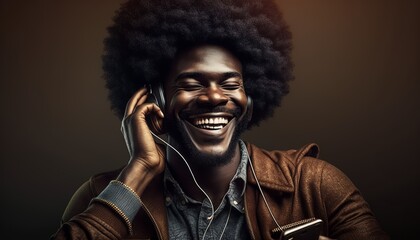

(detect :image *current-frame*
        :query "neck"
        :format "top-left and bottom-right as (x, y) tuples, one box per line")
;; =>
(167, 141), (241, 206)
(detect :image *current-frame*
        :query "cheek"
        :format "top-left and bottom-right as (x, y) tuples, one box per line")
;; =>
(167, 92), (194, 118)
(229, 90), (248, 110)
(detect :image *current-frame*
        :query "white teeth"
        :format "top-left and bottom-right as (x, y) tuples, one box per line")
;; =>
(192, 117), (229, 129)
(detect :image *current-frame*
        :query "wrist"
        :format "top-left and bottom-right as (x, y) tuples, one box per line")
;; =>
(116, 160), (160, 196)
(92, 180), (142, 235)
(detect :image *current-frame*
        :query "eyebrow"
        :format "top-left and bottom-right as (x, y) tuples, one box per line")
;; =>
(175, 71), (242, 82)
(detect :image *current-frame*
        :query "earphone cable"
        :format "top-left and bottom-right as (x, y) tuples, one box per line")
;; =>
(218, 204), (232, 240)
(246, 150), (282, 230)
(149, 131), (216, 239)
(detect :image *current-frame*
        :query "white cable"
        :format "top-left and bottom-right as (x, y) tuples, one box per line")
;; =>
(218, 204), (232, 240)
(149, 131), (216, 239)
(246, 149), (282, 230)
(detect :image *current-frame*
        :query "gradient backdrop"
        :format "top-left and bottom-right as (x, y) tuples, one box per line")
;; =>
(1, 1), (419, 239)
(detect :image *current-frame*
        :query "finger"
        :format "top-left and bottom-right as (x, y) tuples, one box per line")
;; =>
(126, 102), (164, 135)
(133, 94), (148, 111)
(123, 88), (148, 118)
(127, 103), (165, 147)
(132, 102), (164, 120)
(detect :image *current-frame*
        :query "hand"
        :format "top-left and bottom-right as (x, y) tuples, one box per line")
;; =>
(117, 87), (165, 194)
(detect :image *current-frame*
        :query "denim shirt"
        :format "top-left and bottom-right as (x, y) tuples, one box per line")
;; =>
(164, 140), (251, 240)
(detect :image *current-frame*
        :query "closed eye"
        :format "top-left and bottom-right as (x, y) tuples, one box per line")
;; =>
(221, 77), (242, 90)
(222, 83), (240, 90)
(177, 80), (203, 91)
(220, 72), (243, 90)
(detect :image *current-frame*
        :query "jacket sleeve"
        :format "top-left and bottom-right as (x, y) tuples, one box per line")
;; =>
(50, 180), (130, 240)
(320, 162), (389, 240)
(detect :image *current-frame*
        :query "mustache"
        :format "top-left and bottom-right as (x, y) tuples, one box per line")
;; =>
(179, 106), (242, 119)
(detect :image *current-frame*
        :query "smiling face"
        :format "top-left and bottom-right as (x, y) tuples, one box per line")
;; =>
(164, 45), (250, 167)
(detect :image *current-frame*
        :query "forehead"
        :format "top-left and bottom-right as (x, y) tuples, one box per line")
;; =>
(169, 45), (242, 76)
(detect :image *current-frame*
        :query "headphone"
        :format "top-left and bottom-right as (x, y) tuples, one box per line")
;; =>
(145, 84), (166, 134)
(147, 83), (166, 113)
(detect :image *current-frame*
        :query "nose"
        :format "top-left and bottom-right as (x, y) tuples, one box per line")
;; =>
(197, 83), (228, 106)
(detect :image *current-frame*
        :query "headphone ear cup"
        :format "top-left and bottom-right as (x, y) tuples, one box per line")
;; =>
(246, 96), (253, 122)
(153, 84), (165, 112)
(247, 96), (252, 109)
(146, 84), (166, 134)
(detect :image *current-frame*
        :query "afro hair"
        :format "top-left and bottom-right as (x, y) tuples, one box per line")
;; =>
(102, 0), (293, 128)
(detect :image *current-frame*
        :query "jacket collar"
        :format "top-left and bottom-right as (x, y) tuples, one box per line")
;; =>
(245, 142), (294, 193)
(245, 142), (319, 193)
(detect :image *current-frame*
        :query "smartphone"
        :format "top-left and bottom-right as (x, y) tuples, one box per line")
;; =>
(272, 218), (323, 240)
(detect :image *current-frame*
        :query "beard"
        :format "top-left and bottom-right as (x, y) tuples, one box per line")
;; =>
(167, 107), (250, 168)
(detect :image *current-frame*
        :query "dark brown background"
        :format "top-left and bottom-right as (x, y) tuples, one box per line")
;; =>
(1, 1), (419, 239)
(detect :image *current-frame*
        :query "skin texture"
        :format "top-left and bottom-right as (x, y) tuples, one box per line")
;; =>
(117, 45), (250, 206)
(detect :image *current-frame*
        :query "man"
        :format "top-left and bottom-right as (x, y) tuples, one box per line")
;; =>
(52, 0), (389, 239)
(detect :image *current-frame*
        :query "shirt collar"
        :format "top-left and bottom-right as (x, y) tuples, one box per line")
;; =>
(164, 140), (248, 211)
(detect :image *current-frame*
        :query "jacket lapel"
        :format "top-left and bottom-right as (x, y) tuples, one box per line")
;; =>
(245, 142), (295, 192)
(139, 173), (169, 240)
(244, 142), (319, 239)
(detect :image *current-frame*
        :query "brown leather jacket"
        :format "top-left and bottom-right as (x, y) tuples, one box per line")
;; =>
(52, 143), (389, 239)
